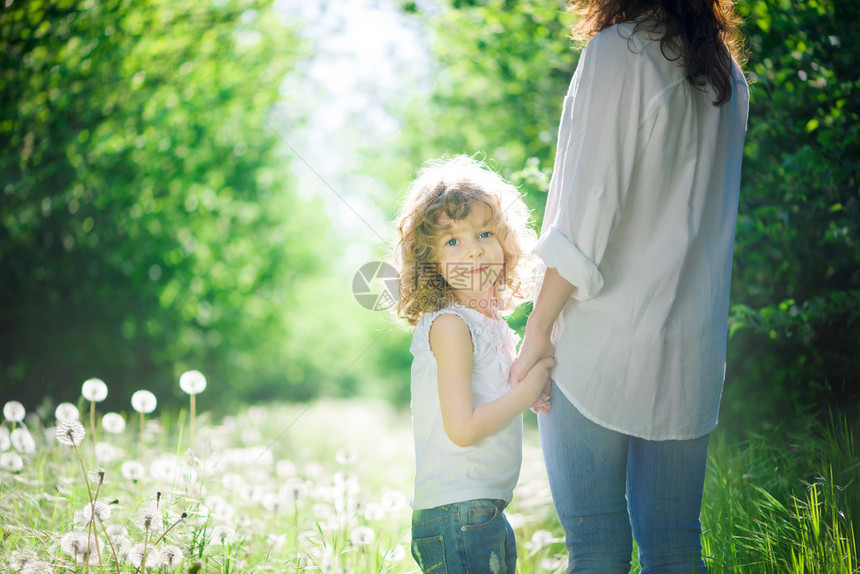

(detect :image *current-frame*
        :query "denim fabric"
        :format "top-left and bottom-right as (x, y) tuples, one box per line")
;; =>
(539, 383), (709, 573)
(411, 499), (517, 573)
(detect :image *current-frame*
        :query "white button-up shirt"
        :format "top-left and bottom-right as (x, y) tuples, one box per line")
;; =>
(534, 22), (749, 440)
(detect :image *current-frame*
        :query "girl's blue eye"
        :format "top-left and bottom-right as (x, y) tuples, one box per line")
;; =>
(479, 231), (493, 239)
(446, 238), (458, 246)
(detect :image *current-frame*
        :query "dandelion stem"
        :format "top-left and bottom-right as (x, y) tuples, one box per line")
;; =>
(99, 516), (121, 573)
(154, 512), (188, 545)
(89, 400), (97, 447)
(190, 394), (196, 449)
(72, 442), (103, 569)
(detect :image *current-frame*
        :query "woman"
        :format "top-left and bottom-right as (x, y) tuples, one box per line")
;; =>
(512, 1), (748, 571)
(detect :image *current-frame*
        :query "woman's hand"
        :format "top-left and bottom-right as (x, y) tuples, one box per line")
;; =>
(511, 328), (554, 413)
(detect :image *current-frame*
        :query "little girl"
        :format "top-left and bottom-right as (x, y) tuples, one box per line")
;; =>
(394, 155), (555, 573)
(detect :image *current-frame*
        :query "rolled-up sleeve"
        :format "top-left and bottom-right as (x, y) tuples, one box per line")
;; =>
(535, 30), (642, 301)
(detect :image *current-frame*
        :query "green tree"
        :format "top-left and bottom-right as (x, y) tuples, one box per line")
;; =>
(723, 0), (859, 426)
(0, 0), (348, 409)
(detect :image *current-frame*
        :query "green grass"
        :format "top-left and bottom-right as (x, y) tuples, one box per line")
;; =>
(1, 399), (857, 573)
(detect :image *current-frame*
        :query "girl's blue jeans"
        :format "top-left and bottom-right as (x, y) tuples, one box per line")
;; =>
(411, 498), (517, 573)
(539, 382), (709, 573)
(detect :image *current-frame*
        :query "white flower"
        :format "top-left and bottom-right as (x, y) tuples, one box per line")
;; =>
(210, 525), (236, 546)
(363, 502), (385, 521)
(3, 401), (25, 423)
(11, 428), (36, 453)
(131, 390), (157, 414)
(101, 412), (126, 434)
(55, 420), (86, 447)
(129, 543), (162, 570)
(282, 478), (308, 501)
(136, 506), (162, 532)
(275, 459), (296, 477)
(525, 529), (561, 551)
(383, 544), (406, 563)
(55, 402), (79, 421)
(82, 500), (112, 522)
(18, 558), (54, 574)
(59, 530), (101, 562)
(121, 460), (145, 482)
(381, 490), (408, 513)
(350, 525), (375, 546)
(81, 378), (108, 402)
(335, 447), (358, 465)
(94, 442), (117, 463)
(266, 533), (287, 553)
(179, 370), (206, 395)
(160, 544), (183, 569)
(0, 426), (10, 451)
(1, 451), (24, 472)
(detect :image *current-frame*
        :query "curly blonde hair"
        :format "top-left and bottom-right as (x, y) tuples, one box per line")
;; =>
(393, 155), (536, 325)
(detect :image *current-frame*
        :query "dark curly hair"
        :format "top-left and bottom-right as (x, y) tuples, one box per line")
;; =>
(569, 0), (745, 106)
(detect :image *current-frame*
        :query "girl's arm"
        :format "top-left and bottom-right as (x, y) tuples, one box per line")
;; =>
(430, 313), (555, 448)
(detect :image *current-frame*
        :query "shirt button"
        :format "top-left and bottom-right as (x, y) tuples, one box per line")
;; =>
(461, 526), (466, 532)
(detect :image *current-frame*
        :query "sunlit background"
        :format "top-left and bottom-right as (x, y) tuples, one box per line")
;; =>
(1, 0), (858, 571)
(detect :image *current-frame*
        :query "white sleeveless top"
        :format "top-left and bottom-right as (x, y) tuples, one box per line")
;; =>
(409, 302), (522, 510)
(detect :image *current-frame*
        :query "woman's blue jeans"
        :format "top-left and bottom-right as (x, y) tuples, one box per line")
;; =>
(411, 499), (517, 573)
(539, 383), (709, 573)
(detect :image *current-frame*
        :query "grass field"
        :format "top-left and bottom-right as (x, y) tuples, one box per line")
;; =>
(1, 397), (857, 573)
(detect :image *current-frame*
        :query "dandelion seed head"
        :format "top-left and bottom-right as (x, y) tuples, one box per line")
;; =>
(350, 525), (375, 546)
(210, 525), (236, 546)
(363, 502), (385, 521)
(381, 490), (408, 513)
(240, 427), (261, 445)
(11, 428), (36, 453)
(81, 378), (108, 402)
(136, 506), (162, 532)
(275, 459), (296, 478)
(283, 478), (308, 501)
(54, 402), (79, 421)
(59, 530), (99, 560)
(3, 401), (26, 423)
(20, 559), (54, 574)
(179, 370), (207, 395)
(266, 533), (287, 552)
(335, 447), (358, 465)
(121, 460), (145, 481)
(0, 452), (23, 472)
(525, 529), (559, 551)
(129, 543), (162, 570)
(131, 390), (157, 414)
(160, 544), (183, 568)
(383, 544), (406, 563)
(7, 548), (36, 571)
(82, 500), (111, 522)
(95, 442), (117, 463)
(55, 420), (86, 447)
(101, 412), (126, 434)
(261, 492), (281, 512)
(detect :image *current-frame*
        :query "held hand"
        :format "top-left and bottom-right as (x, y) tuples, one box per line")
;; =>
(523, 357), (555, 414)
(510, 329), (553, 386)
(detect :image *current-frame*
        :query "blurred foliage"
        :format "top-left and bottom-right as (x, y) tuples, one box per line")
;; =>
(393, 0), (859, 428)
(0, 0), (392, 411)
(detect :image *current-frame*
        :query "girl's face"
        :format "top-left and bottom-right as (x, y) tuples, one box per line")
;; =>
(434, 202), (505, 309)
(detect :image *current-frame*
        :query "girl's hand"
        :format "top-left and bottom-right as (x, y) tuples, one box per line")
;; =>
(522, 356), (556, 413)
(510, 329), (553, 385)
